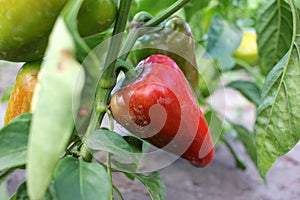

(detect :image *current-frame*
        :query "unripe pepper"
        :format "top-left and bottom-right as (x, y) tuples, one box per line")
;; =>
(129, 16), (200, 96)
(4, 61), (40, 125)
(110, 55), (214, 167)
(0, 0), (117, 62)
(78, 0), (117, 37)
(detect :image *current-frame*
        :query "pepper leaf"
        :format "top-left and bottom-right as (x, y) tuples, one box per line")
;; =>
(255, 0), (300, 178)
(53, 157), (111, 200)
(226, 80), (261, 106)
(0, 173), (9, 200)
(184, 0), (210, 22)
(130, 172), (166, 200)
(10, 194), (16, 200)
(234, 125), (257, 165)
(27, 18), (84, 199)
(1, 86), (13, 103)
(206, 14), (242, 71)
(85, 129), (136, 157)
(85, 129), (144, 172)
(196, 44), (222, 98)
(222, 137), (247, 170)
(137, 0), (177, 16)
(204, 110), (224, 145)
(0, 113), (31, 172)
(15, 181), (57, 200)
(123, 135), (145, 153)
(256, 0), (293, 75)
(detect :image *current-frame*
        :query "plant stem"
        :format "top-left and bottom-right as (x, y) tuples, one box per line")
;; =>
(99, 0), (133, 89)
(113, 184), (125, 200)
(79, 111), (98, 161)
(80, 0), (192, 162)
(95, 0), (132, 122)
(144, 0), (191, 27)
(107, 152), (113, 200)
(115, 59), (134, 73)
(106, 109), (116, 199)
(107, 108), (115, 131)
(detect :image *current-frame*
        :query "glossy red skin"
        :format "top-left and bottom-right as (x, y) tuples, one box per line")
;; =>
(110, 54), (214, 167)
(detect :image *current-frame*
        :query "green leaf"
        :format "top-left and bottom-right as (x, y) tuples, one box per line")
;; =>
(186, 6), (218, 42)
(204, 110), (224, 145)
(222, 137), (247, 170)
(15, 181), (57, 200)
(206, 14), (242, 71)
(0, 113), (31, 171)
(184, 0), (210, 21)
(131, 172), (166, 200)
(85, 129), (143, 172)
(1, 87), (13, 103)
(226, 80), (261, 105)
(53, 157), (111, 200)
(196, 44), (222, 98)
(123, 135), (144, 153)
(234, 125), (257, 165)
(255, 0), (300, 178)
(296, 0), (300, 9)
(1, 94), (10, 103)
(256, 0), (293, 75)
(137, 0), (177, 16)
(0, 173), (9, 200)
(27, 18), (84, 199)
(10, 194), (16, 200)
(86, 129), (135, 157)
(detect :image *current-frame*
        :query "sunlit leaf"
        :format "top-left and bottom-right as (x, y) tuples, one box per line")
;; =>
(206, 14), (242, 71)
(255, 0), (300, 177)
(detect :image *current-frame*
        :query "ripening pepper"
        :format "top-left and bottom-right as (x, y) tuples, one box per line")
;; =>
(4, 61), (41, 125)
(0, 0), (117, 62)
(233, 30), (259, 66)
(129, 16), (200, 96)
(110, 54), (214, 167)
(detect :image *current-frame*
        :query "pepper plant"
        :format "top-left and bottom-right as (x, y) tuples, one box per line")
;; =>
(0, 0), (300, 199)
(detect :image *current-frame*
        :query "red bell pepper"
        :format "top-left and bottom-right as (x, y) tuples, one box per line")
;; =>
(110, 54), (214, 167)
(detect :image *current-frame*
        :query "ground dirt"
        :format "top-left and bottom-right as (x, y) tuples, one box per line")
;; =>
(1, 63), (299, 200)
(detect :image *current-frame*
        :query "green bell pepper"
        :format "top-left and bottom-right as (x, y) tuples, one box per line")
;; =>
(0, 0), (117, 62)
(129, 15), (200, 95)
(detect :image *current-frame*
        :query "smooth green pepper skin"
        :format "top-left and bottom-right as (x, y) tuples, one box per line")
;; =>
(78, 0), (117, 37)
(0, 0), (117, 62)
(129, 16), (200, 95)
(0, 0), (68, 62)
